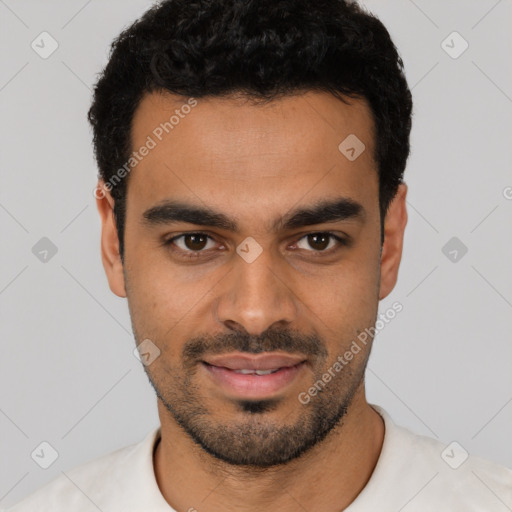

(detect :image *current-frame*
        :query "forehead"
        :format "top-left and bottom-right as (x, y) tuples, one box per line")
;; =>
(127, 90), (378, 228)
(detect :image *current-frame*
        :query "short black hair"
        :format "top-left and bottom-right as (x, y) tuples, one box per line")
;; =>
(88, 0), (412, 260)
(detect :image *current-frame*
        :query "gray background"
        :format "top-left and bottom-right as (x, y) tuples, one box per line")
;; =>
(1, 0), (511, 507)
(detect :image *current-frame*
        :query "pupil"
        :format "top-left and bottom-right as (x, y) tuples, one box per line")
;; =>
(186, 234), (207, 251)
(309, 233), (328, 251)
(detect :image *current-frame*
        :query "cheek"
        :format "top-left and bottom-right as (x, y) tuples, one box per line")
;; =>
(305, 247), (380, 321)
(301, 266), (380, 375)
(124, 247), (220, 345)
(307, 275), (378, 348)
(126, 242), (184, 305)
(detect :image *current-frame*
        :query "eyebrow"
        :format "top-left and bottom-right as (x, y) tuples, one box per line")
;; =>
(141, 197), (365, 233)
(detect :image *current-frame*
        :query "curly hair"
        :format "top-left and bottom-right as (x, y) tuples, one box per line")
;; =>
(88, 0), (412, 259)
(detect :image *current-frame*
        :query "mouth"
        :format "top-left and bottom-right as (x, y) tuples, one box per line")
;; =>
(201, 353), (308, 399)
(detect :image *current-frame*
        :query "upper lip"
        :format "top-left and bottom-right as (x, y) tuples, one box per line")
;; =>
(203, 353), (307, 371)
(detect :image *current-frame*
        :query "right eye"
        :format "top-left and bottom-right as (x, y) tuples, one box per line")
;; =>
(163, 232), (222, 259)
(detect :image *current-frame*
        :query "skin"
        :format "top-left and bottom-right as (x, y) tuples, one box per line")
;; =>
(96, 90), (407, 511)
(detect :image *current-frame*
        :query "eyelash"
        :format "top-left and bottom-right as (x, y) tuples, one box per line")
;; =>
(162, 232), (349, 259)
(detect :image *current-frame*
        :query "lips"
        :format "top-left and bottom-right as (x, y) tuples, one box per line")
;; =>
(201, 352), (308, 398)
(202, 353), (306, 371)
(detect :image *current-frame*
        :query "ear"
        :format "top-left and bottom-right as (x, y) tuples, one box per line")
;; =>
(95, 180), (126, 298)
(379, 183), (408, 300)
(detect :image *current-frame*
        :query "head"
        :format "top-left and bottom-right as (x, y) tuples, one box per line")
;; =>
(90, 0), (411, 467)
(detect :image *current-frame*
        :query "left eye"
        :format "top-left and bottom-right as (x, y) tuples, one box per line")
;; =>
(295, 232), (345, 252)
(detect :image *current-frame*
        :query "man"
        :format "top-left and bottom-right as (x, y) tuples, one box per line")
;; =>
(5, 0), (511, 510)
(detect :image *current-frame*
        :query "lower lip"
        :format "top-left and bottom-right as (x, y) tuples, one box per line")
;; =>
(202, 362), (306, 399)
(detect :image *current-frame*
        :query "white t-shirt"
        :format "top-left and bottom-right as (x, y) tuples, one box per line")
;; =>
(4, 406), (512, 511)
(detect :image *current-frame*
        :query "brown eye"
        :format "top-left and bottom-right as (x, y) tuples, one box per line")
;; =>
(307, 233), (330, 251)
(295, 232), (347, 253)
(182, 234), (209, 251)
(165, 233), (217, 254)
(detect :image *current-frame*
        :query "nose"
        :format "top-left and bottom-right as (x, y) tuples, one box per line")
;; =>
(214, 246), (298, 336)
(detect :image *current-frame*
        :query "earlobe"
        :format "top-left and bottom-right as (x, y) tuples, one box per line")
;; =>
(96, 181), (127, 298)
(379, 183), (408, 300)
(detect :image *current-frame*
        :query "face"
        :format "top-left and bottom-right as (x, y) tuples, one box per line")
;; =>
(97, 90), (407, 467)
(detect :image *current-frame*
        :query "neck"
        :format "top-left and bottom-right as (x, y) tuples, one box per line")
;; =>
(153, 389), (384, 512)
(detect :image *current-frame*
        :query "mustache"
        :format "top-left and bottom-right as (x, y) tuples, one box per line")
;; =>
(182, 328), (328, 364)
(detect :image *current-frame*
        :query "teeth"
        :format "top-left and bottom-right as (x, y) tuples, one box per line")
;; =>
(255, 369), (277, 375)
(233, 368), (280, 375)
